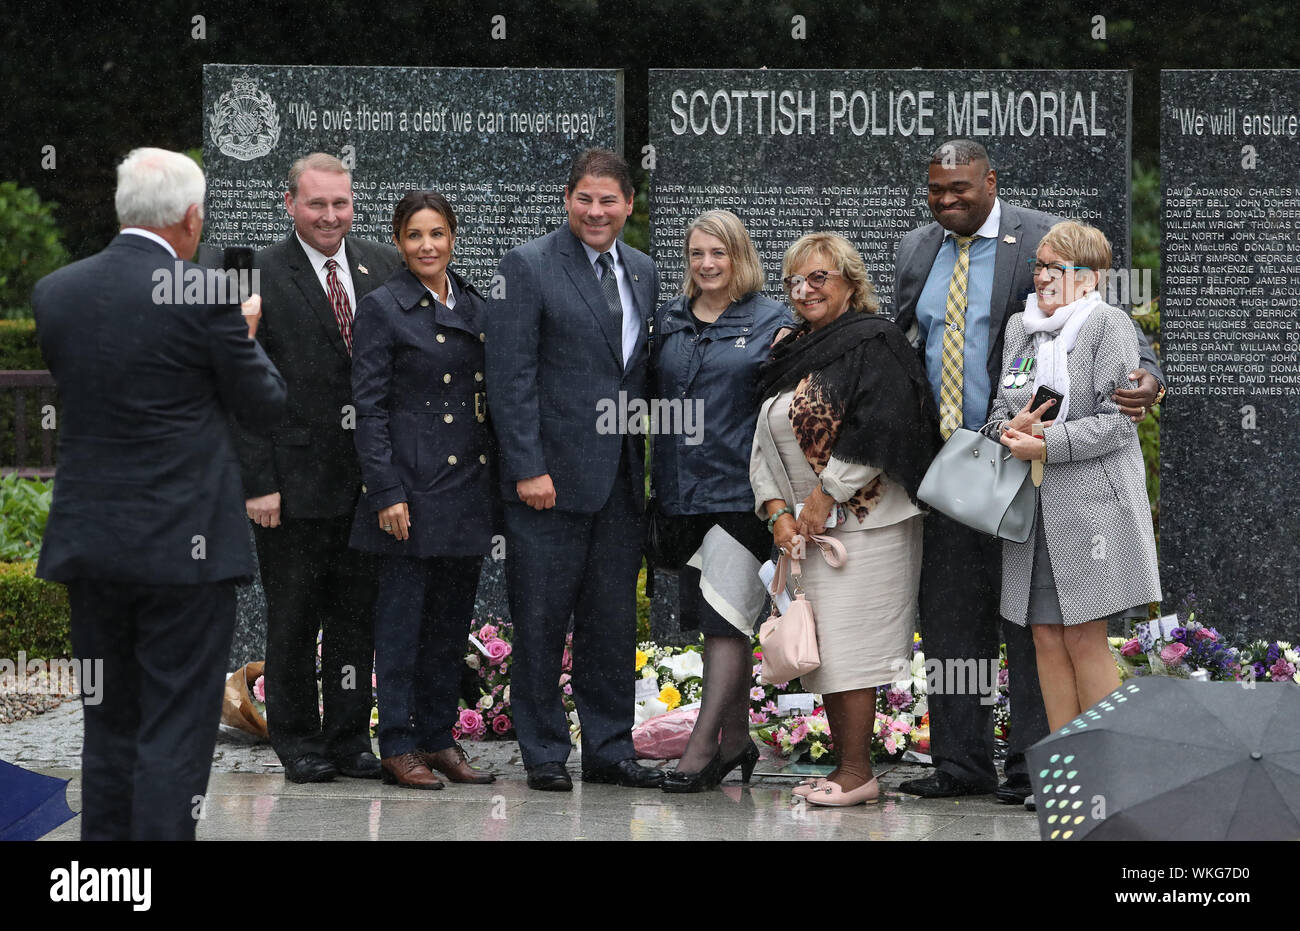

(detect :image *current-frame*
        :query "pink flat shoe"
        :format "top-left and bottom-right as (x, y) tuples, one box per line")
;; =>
(805, 776), (880, 807)
(792, 777), (827, 799)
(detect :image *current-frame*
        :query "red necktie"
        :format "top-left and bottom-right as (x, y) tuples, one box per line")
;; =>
(324, 258), (353, 354)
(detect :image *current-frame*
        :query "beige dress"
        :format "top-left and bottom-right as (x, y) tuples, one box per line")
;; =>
(769, 390), (921, 694)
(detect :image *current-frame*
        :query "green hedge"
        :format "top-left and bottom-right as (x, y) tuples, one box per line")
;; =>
(0, 560), (70, 659)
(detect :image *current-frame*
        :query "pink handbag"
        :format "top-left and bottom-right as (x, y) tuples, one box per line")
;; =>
(758, 533), (846, 685)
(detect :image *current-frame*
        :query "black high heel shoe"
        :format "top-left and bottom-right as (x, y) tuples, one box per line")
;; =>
(661, 742), (760, 793)
(721, 742), (760, 784)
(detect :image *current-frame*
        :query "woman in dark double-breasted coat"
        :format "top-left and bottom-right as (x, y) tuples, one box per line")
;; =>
(349, 190), (496, 790)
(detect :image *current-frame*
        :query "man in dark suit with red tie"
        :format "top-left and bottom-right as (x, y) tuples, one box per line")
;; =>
(34, 147), (287, 839)
(234, 153), (401, 783)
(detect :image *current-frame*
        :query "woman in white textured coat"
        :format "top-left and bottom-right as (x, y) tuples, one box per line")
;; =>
(990, 221), (1161, 732)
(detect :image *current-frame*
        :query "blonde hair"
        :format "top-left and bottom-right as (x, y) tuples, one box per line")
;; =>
(681, 210), (765, 302)
(1037, 221), (1112, 287)
(782, 232), (879, 314)
(287, 152), (350, 198)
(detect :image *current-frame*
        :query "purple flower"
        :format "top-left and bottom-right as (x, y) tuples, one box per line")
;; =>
(1170, 627), (1187, 642)
(1193, 627), (1219, 642)
(1254, 662), (1268, 680)
(886, 688), (911, 710)
(1269, 659), (1296, 682)
(997, 667), (1009, 685)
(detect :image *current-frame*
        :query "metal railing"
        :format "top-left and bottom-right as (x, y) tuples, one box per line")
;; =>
(0, 370), (56, 478)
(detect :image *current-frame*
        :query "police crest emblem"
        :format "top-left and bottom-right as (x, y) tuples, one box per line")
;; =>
(209, 75), (281, 161)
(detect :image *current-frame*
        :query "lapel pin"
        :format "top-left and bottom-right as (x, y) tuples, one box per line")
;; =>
(633, 274), (639, 281)
(1003, 235), (1016, 244)
(358, 264), (369, 275)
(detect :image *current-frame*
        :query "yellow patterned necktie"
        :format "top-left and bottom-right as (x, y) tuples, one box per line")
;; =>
(939, 235), (975, 439)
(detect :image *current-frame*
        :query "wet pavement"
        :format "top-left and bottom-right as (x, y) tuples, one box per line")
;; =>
(4, 702), (1039, 841)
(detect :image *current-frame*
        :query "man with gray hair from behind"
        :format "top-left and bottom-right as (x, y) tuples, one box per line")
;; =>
(32, 147), (286, 840)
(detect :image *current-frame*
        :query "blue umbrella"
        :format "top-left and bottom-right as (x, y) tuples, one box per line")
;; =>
(0, 759), (76, 840)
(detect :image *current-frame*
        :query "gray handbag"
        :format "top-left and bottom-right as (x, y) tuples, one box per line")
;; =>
(916, 427), (1036, 543)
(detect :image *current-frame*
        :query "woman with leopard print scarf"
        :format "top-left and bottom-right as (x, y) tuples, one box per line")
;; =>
(751, 231), (941, 807)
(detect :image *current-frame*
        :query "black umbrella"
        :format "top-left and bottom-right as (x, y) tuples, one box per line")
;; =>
(0, 758), (76, 840)
(1026, 677), (1300, 840)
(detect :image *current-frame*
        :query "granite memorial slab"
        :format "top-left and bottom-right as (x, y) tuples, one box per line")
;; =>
(1161, 69), (1300, 641)
(649, 69), (1133, 310)
(202, 65), (622, 664)
(647, 69), (1132, 638)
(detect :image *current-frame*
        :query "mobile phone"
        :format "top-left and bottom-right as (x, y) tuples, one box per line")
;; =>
(1030, 384), (1064, 416)
(794, 501), (840, 529)
(222, 246), (256, 302)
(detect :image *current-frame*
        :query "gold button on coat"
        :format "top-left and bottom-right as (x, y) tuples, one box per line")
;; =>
(419, 297), (430, 307)
(443, 374), (451, 384)
(436, 334), (446, 343)
(447, 455), (457, 465)
(479, 332), (486, 342)
(479, 454), (487, 464)
(474, 372), (483, 382)
(444, 414), (454, 423)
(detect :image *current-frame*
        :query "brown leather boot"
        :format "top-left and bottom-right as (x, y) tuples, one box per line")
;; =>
(381, 752), (444, 790)
(419, 743), (496, 784)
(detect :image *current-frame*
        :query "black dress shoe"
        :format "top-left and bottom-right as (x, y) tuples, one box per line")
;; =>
(996, 774), (1032, 805)
(526, 761), (573, 792)
(583, 758), (666, 788)
(332, 751), (383, 779)
(897, 771), (992, 798)
(283, 753), (338, 784)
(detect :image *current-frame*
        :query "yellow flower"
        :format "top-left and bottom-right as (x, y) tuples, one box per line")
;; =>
(658, 685), (681, 710)
(635, 650), (649, 672)
(809, 741), (827, 761)
(913, 632), (922, 643)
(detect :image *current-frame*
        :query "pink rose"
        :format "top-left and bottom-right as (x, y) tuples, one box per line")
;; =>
(253, 675), (266, 702)
(1270, 659), (1296, 682)
(1160, 642), (1190, 666)
(1120, 638), (1142, 657)
(1193, 627), (1219, 642)
(485, 639), (512, 665)
(478, 624), (499, 642)
(492, 714), (513, 735)
(559, 673), (571, 687)
(884, 736), (897, 755)
(457, 708), (485, 737)
(562, 648), (574, 671)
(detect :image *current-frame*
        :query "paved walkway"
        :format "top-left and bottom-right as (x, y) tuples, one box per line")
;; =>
(3, 703), (1039, 841)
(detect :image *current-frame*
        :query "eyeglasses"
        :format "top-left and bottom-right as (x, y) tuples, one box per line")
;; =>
(1028, 259), (1091, 280)
(782, 270), (842, 290)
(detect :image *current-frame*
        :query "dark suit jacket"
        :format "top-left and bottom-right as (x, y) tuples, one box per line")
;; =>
(348, 266), (496, 557)
(891, 201), (1163, 421)
(32, 233), (286, 584)
(234, 234), (401, 519)
(486, 225), (660, 514)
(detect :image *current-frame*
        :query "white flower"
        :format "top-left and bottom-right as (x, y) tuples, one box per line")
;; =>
(750, 687), (765, 701)
(478, 693), (494, 710)
(503, 685), (510, 704)
(466, 654), (480, 670)
(661, 651), (705, 681)
(641, 665), (658, 680)
(807, 716), (829, 735)
(634, 696), (669, 726)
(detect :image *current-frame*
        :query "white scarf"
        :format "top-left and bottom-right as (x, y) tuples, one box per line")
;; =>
(1020, 288), (1102, 423)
